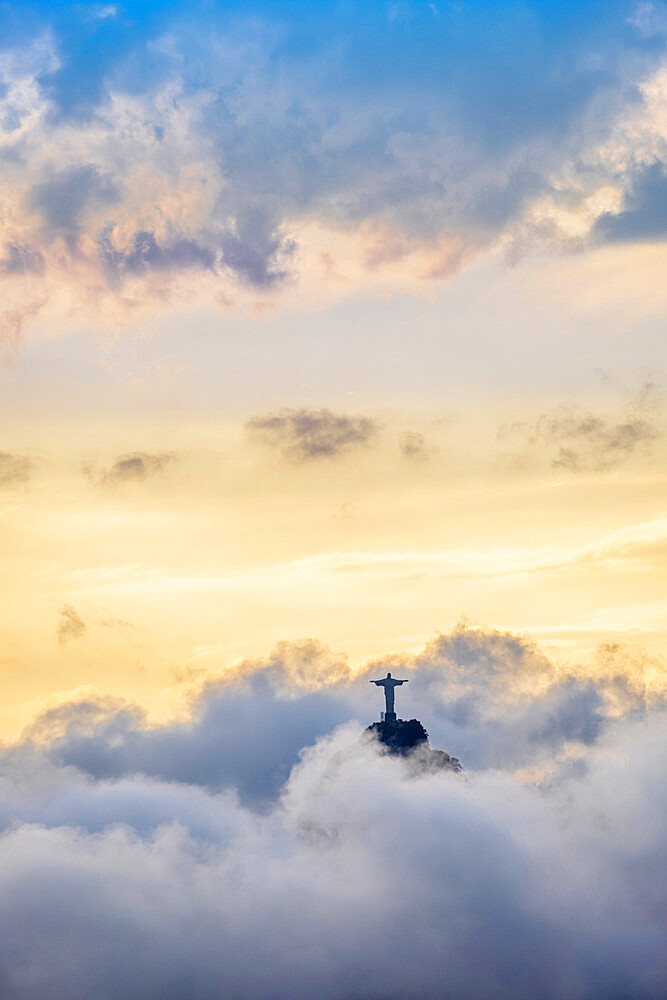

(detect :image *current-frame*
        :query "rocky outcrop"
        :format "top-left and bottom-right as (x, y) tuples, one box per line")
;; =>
(364, 718), (461, 773)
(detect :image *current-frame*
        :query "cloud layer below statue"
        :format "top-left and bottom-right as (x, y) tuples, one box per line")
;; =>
(0, 627), (663, 999)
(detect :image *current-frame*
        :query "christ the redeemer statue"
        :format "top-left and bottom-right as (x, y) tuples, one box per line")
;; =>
(370, 672), (408, 721)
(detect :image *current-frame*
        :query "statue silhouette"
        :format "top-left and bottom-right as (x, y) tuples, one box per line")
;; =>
(370, 671), (408, 719)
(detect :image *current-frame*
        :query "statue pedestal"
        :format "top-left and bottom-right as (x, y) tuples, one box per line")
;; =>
(382, 711), (397, 722)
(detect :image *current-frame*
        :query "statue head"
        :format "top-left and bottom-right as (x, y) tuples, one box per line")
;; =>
(386, 672), (392, 678)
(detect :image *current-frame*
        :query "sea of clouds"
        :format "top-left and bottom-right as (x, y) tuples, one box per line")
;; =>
(0, 625), (664, 999)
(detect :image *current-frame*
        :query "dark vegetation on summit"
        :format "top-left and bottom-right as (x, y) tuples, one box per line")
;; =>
(365, 718), (462, 773)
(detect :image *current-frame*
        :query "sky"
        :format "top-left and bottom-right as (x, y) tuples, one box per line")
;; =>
(0, 2), (666, 996)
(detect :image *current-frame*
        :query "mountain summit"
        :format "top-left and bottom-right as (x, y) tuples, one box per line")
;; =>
(364, 717), (462, 773)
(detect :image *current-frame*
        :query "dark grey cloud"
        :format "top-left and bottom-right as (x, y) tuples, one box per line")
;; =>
(29, 164), (118, 239)
(499, 387), (662, 472)
(0, 243), (44, 274)
(544, 413), (659, 473)
(57, 605), (86, 645)
(398, 431), (436, 462)
(27, 639), (351, 809)
(0, 451), (32, 484)
(547, 417), (658, 472)
(220, 209), (297, 289)
(87, 451), (175, 486)
(247, 408), (380, 462)
(595, 162), (667, 243)
(96, 213), (294, 291)
(98, 229), (216, 278)
(527, 679), (605, 748)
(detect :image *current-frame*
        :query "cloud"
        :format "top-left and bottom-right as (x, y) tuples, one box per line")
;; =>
(87, 451), (175, 486)
(219, 208), (296, 288)
(57, 605), (86, 645)
(594, 161), (667, 243)
(0, 680), (663, 999)
(97, 216), (294, 291)
(0, 451), (32, 484)
(630, 2), (667, 38)
(99, 229), (216, 279)
(88, 4), (118, 22)
(0, 243), (44, 275)
(398, 430), (436, 462)
(0, 625), (663, 995)
(0, 3), (664, 344)
(24, 640), (351, 808)
(29, 164), (118, 241)
(246, 408), (380, 462)
(21, 624), (664, 806)
(499, 386), (662, 472)
(547, 417), (659, 472)
(363, 625), (645, 772)
(0, 299), (46, 362)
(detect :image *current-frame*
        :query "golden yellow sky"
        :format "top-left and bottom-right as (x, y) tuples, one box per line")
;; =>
(2, 383), (665, 738)
(2, 20), (666, 740)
